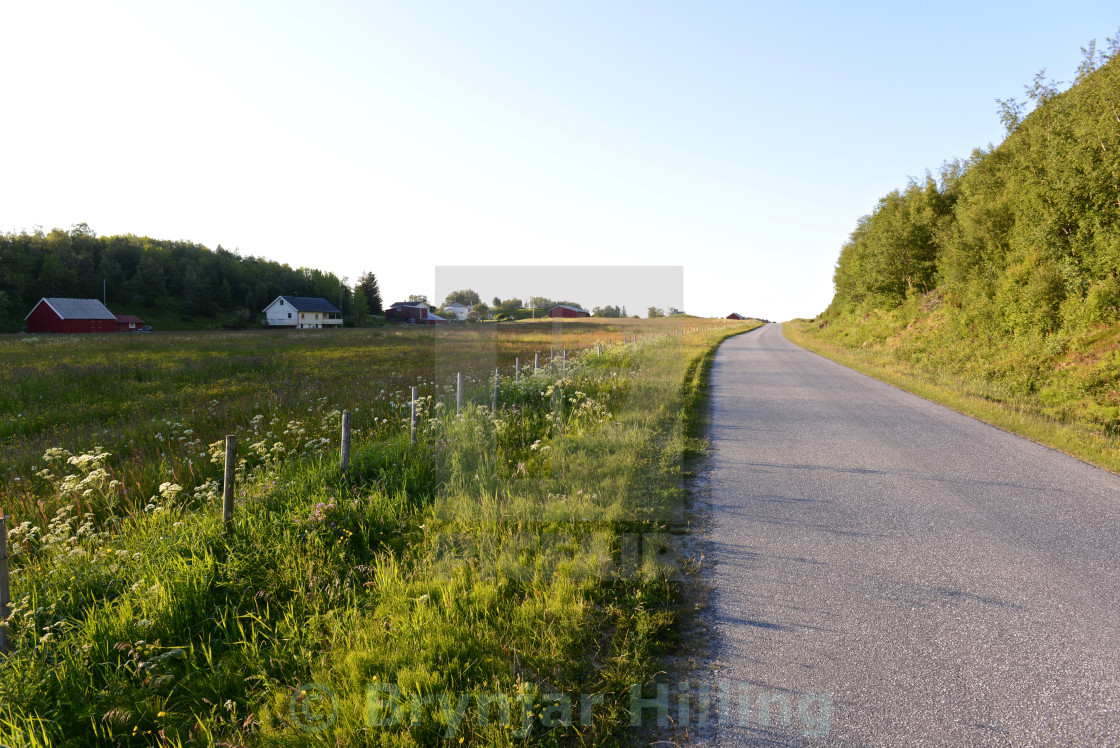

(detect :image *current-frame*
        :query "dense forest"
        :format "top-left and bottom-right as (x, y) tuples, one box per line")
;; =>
(827, 39), (1120, 331)
(808, 35), (1120, 434)
(0, 226), (362, 331)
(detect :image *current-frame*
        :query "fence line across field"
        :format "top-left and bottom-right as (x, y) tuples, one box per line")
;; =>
(213, 327), (729, 532)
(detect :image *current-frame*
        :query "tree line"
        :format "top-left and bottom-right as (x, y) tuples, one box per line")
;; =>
(437, 290), (656, 319)
(825, 35), (1120, 340)
(0, 226), (384, 331)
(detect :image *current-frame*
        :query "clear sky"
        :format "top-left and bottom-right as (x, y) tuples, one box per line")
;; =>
(2, 1), (1116, 320)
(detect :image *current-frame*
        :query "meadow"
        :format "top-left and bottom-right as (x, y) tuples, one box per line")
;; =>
(0, 317), (758, 746)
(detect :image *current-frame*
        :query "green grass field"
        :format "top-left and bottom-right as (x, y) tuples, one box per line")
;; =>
(0, 317), (758, 746)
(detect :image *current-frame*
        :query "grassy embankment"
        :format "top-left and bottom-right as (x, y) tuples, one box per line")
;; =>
(0, 317), (759, 746)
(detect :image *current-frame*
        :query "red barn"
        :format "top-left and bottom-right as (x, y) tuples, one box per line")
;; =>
(385, 301), (447, 325)
(25, 298), (118, 333)
(548, 304), (590, 318)
(727, 312), (745, 320)
(114, 314), (147, 332)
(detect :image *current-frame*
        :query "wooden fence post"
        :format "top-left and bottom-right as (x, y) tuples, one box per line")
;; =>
(515, 357), (520, 382)
(410, 386), (418, 445)
(456, 372), (462, 415)
(223, 435), (236, 534)
(492, 368), (499, 411)
(0, 511), (9, 655)
(340, 410), (352, 473)
(534, 352), (539, 373)
(597, 342), (601, 356)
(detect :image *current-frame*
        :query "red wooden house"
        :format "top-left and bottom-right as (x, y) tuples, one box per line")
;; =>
(385, 301), (448, 325)
(727, 312), (745, 320)
(548, 304), (590, 318)
(25, 298), (118, 333)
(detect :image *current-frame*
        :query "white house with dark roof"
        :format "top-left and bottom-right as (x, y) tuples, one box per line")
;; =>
(263, 296), (343, 329)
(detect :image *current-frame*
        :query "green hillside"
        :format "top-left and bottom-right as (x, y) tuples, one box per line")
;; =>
(794, 38), (1120, 468)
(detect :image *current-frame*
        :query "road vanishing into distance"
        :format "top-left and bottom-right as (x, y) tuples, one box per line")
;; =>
(703, 323), (1120, 746)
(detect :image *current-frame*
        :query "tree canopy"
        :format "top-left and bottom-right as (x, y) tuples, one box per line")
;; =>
(443, 289), (480, 307)
(825, 41), (1120, 340)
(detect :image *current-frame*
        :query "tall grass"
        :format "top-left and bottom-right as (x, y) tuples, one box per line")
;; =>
(1, 319), (713, 522)
(0, 318), (758, 746)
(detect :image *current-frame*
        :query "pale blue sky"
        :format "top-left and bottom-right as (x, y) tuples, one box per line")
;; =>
(1, 1), (1116, 319)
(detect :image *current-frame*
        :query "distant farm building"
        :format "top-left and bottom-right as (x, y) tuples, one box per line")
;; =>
(263, 296), (343, 329)
(25, 298), (117, 333)
(114, 314), (147, 332)
(548, 305), (590, 319)
(386, 301), (448, 325)
(727, 312), (745, 320)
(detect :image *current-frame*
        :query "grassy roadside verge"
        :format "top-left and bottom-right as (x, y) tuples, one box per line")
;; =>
(0, 321), (760, 747)
(647, 322), (767, 747)
(783, 320), (1120, 475)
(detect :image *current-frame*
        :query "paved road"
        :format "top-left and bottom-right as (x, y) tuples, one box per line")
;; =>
(702, 323), (1120, 746)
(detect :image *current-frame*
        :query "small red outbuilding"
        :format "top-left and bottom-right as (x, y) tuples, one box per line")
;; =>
(727, 312), (745, 320)
(548, 305), (590, 318)
(384, 301), (449, 325)
(25, 298), (118, 333)
(114, 314), (147, 332)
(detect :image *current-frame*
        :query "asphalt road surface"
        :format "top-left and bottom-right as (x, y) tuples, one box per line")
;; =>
(702, 323), (1120, 746)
